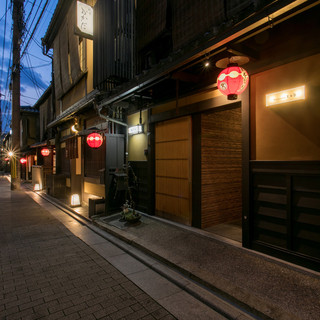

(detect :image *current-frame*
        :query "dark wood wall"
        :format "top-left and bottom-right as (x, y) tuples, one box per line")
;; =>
(251, 161), (320, 270)
(130, 161), (149, 213)
(201, 106), (242, 228)
(93, 0), (133, 90)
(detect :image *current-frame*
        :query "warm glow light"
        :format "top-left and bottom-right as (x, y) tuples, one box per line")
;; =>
(77, 1), (93, 37)
(41, 148), (50, 156)
(217, 66), (249, 100)
(71, 194), (81, 207)
(87, 133), (103, 148)
(204, 61), (210, 68)
(266, 85), (305, 106)
(71, 125), (78, 133)
(34, 183), (41, 191)
(8, 151), (13, 157)
(128, 125), (143, 135)
(20, 158), (27, 164)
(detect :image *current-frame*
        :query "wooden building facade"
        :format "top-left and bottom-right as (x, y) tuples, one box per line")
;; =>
(38, 0), (320, 271)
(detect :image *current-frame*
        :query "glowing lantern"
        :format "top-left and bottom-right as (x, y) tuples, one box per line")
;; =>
(87, 133), (103, 148)
(71, 194), (81, 207)
(41, 148), (50, 156)
(217, 65), (249, 100)
(20, 158), (27, 164)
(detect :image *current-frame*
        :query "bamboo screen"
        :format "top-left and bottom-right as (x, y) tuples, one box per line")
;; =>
(201, 107), (242, 228)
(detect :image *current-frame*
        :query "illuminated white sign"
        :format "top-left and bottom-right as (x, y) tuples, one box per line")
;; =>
(128, 125), (143, 135)
(77, 1), (93, 37)
(266, 85), (305, 107)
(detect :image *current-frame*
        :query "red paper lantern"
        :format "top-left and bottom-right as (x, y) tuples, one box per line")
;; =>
(87, 133), (103, 148)
(41, 148), (50, 156)
(20, 158), (27, 164)
(217, 65), (249, 100)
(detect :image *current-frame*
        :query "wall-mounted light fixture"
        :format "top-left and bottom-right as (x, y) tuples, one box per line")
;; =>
(71, 124), (78, 133)
(128, 109), (144, 135)
(266, 85), (305, 107)
(204, 60), (210, 68)
(128, 124), (144, 135)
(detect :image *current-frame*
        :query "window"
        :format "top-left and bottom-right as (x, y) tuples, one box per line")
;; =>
(61, 145), (70, 175)
(79, 37), (87, 72)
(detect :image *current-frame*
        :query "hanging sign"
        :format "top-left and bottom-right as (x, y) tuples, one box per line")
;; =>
(76, 1), (94, 39)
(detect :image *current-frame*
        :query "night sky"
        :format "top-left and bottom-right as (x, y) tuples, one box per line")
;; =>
(0, 0), (58, 133)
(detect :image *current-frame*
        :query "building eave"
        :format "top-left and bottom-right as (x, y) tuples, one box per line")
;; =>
(33, 85), (52, 109)
(42, 0), (73, 51)
(47, 89), (99, 129)
(98, 0), (320, 108)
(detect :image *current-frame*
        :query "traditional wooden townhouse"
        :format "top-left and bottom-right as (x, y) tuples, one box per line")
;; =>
(94, 0), (320, 270)
(42, 0), (135, 215)
(29, 86), (55, 191)
(19, 105), (39, 181)
(42, 0), (320, 271)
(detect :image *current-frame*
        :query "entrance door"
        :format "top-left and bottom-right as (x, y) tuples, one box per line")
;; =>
(155, 116), (192, 225)
(201, 106), (242, 229)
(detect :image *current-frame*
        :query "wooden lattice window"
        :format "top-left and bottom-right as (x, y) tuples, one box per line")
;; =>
(84, 136), (106, 178)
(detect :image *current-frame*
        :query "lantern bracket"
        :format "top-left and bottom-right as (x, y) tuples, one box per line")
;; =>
(215, 56), (250, 69)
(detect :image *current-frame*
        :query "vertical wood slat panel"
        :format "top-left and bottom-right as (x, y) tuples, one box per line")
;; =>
(250, 162), (320, 262)
(155, 116), (192, 225)
(201, 107), (242, 228)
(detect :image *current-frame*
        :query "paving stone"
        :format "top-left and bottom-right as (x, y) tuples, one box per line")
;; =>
(0, 179), (177, 320)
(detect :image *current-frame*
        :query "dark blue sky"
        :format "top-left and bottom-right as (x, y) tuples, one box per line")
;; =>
(0, 0), (58, 133)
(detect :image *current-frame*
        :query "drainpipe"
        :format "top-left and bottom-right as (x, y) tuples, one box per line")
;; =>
(95, 103), (129, 175)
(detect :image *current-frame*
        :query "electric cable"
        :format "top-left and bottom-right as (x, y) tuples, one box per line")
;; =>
(20, 0), (49, 61)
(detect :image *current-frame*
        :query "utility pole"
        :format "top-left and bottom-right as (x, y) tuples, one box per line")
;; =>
(11, 0), (24, 190)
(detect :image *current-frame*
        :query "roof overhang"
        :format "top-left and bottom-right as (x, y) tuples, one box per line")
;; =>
(42, 0), (73, 51)
(98, 0), (320, 108)
(30, 141), (48, 148)
(47, 89), (99, 129)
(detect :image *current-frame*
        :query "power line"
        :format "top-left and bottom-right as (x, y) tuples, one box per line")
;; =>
(21, 93), (38, 100)
(26, 52), (49, 62)
(21, 0), (43, 49)
(0, 0), (9, 92)
(21, 66), (46, 92)
(24, 0), (36, 26)
(20, 0), (49, 61)
(0, 4), (10, 23)
(22, 62), (51, 69)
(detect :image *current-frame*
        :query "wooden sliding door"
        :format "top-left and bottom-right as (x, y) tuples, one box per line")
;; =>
(155, 116), (192, 225)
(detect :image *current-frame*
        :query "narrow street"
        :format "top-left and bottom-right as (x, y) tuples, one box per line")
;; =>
(0, 177), (232, 320)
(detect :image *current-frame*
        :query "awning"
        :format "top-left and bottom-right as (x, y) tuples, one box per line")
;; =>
(47, 89), (99, 129)
(30, 141), (48, 148)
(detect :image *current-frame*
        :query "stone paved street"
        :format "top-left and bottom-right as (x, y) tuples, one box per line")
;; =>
(0, 177), (176, 320)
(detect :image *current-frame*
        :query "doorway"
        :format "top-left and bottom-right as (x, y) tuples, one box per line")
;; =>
(200, 105), (242, 242)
